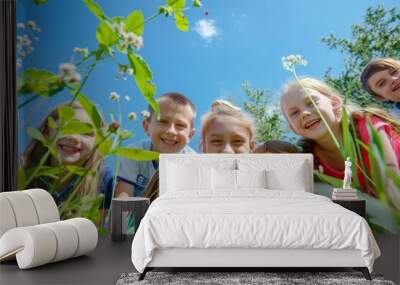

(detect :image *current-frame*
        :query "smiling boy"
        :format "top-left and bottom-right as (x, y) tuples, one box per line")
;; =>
(115, 92), (196, 198)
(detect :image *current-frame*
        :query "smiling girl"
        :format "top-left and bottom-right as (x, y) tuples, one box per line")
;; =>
(280, 77), (400, 210)
(360, 58), (400, 118)
(201, 100), (255, 154)
(22, 101), (113, 209)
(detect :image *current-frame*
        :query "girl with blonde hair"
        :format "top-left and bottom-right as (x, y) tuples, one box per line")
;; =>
(280, 77), (400, 210)
(22, 101), (113, 216)
(201, 100), (255, 153)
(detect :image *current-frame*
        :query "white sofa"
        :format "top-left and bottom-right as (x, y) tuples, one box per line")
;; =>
(0, 189), (98, 269)
(131, 154), (380, 281)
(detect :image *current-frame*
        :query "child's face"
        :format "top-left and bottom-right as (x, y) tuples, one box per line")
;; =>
(281, 88), (341, 141)
(203, 116), (254, 154)
(143, 97), (195, 153)
(367, 68), (400, 102)
(55, 108), (95, 165)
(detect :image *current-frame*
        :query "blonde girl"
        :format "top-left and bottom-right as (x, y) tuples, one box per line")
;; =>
(23, 101), (113, 210)
(280, 77), (400, 210)
(201, 100), (255, 154)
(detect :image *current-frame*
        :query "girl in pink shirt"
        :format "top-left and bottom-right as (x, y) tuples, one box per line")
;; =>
(280, 77), (400, 211)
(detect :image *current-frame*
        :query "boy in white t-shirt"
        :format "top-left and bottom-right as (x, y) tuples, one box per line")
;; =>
(115, 92), (196, 198)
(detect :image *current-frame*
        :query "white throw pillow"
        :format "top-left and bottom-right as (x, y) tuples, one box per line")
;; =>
(167, 163), (212, 192)
(212, 168), (237, 191)
(266, 163), (307, 191)
(236, 169), (267, 189)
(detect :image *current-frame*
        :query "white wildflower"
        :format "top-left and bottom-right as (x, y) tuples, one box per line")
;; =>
(26, 46), (34, 54)
(127, 112), (137, 121)
(126, 68), (133, 75)
(27, 20), (37, 30)
(132, 36), (143, 49)
(74, 47), (89, 57)
(140, 110), (150, 118)
(123, 32), (144, 49)
(17, 23), (25, 29)
(281, 54), (307, 72)
(109, 91), (120, 102)
(112, 22), (125, 35)
(21, 35), (31, 47)
(125, 95), (131, 101)
(59, 63), (77, 76)
(64, 73), (82, 84)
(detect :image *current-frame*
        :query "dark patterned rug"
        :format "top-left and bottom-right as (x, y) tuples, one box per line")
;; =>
(116, 271), (396, 285)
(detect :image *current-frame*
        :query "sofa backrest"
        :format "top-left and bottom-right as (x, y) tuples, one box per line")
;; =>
(159, 154), (313, 195)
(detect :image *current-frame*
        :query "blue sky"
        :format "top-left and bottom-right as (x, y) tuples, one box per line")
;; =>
(17, 0), (398, 154)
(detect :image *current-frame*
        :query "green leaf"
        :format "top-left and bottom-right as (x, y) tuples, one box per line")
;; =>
(341, 108), (359, 187)
(27, 127), (46, 144)
(314, 171), (342, 188)
(47, 117), (57, 129)
(112, 147), (159, 161)
(119, 130), (134, 140)
(96, 21), (118, 47)
(125, 10), (144, 36)
(83, 0), (106, 21)
(35, 166), (64, 178)
(34, 0), (48, 5)
(18, 168), (26, 189)
(66, 165), (92, 176)
(74, 92), (103, 133)
(58, 105), (75, 124)
(24, 69), (56, 79)
(61, 119), (93, 135)
(97, 137), (113, 156)
(18, 68), (64, 98)
(192, 0), (201, 7)
(167, 0), (185, 12)
(174, 12), (189, 31)
(388, 169), (400, 189)
(127, 52), (159, 115)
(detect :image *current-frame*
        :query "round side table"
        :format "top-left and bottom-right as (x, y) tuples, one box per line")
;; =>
(111, 197), (150, 242)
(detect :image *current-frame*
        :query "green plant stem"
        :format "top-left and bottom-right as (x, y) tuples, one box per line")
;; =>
(24, 134), (59, 188)
(293, 69), (343, 153)
(18, 94), (40, 109)
(62, 132), (112, 205)
(69, 60), (98, 105)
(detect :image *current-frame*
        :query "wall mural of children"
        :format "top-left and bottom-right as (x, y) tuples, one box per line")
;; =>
(280, 77), (400, 211)
(144, 99), (255, 203)
(360, 58), (400, 119)
(116, 92), (197, 199)
(254, 140), (300, 154)
(201, 100), (255, 154)
(22, 101), (113, 221)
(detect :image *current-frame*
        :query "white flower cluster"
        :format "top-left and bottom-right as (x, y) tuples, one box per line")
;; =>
(59, 63), (81, 84)
(16, 20), (41, 68)
(140, 110), (150, 118)
(73, 47), (89, 58)
(117, 65), (134, 80)
(109, 91), (120, 102)
(111, 21), (144, 51)
(281, 54), (307, 72)
(127, 112), (137, 121)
